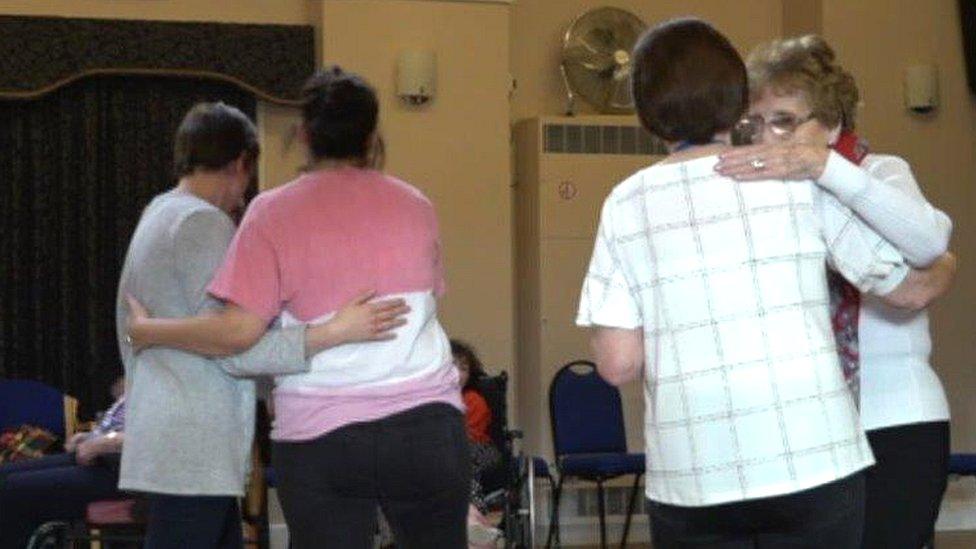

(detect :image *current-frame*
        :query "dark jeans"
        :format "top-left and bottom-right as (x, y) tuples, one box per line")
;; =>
(273, 402), (470, 549)
(144, 494), (242, 549)
(0, 452), (123, 549)
(863, 421), (949, 549)
(647, 472), (866, 548)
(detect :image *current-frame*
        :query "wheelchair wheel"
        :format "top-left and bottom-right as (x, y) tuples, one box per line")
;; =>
(26, 521), (69, 549)
(505, 454), (536, 548)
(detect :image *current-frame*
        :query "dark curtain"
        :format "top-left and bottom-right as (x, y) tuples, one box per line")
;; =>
(0, 75), (256, 418)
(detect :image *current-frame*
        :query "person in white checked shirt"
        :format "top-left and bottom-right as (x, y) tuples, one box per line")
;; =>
(577, 19), (949, 549)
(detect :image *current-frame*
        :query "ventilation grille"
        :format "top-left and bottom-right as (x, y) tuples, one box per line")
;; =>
(543, 123), (667, 156)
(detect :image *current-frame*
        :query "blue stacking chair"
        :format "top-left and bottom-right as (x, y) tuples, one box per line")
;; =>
(546, 360), (644, 549)
(0, 379), (78, 440)
(949, 453), (976, 477)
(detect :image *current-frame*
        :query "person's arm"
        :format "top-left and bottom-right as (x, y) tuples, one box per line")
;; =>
(164, 208), (272, 354)
(591, 327), (644, 386)
(127, 290), (409, 367)
(131, 201), (412, 375)
(128, 301), (267, 357)
(817, 190), (910, 297)
(64, 431), (91, 452)
(880, 252), (957, 311)
(717, 146), (951, 266)
(576, 194), (646, 386)
(815, 152), (951, 266)
(121, 207), (308, 376)
(127, 299), (307, 376)
(75, 431), (123, 466)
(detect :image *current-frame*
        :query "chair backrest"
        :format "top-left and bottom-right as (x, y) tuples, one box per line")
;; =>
(549, 360), (628, 457)
(0, 379), (73, 439)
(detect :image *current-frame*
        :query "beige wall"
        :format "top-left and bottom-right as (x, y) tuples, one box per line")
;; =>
(822, 0), (976, 451)
(510, 0), (783, 121)
(782, 0), (821, 36)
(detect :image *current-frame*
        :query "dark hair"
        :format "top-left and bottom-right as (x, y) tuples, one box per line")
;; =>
(173, 102), (259, 177)
(450, 339), (485, 391)
(632, 18), (748, 144)
(301, 66), (379, 163)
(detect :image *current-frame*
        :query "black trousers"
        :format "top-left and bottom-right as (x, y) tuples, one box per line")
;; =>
(273, 403), (470, 549)
(863, 421), (949, 549)
(0, 452), (123, 549)
(647, 472), (865, 548)
(144, 494), (242, 549)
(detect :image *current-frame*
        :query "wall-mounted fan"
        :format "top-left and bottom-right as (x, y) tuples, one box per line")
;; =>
(560, 7), (647, 115)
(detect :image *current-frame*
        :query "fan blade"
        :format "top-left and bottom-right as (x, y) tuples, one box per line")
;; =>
(612, 32), (639, 53)
(563, 45), (615, 73)
(575, 36), (604, 55)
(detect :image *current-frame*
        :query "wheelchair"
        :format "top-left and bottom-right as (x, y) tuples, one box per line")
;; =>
(473, 371), (553, 549)
(27, 499), (146, 549)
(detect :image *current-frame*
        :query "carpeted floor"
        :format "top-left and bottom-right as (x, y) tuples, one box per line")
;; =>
(934, 530), (976, 548)
(570, 531), (976, 548)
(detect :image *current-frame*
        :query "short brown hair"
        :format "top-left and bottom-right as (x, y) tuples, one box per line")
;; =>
(173, 102), (259, 177)
(746, 35), (859, 131)
(632, 18), (748, 144)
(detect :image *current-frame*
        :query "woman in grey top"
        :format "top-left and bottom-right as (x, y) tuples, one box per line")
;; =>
(116, 102), (408, 548)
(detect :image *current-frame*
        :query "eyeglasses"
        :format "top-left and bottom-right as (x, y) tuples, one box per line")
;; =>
(733, 112), (817, 143)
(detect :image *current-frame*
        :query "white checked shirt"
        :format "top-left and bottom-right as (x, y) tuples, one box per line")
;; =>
(577, 154), (909, 507)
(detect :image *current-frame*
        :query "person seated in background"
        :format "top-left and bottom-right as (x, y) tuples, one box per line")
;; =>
(451, 340), (501, 512)
(450, 339), (504, 547)
(0, 376), (127, 549)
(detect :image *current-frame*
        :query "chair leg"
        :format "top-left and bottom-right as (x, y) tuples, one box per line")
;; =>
(546, 477), (564, 549)
(544, 474), (556, 548)
(596, 480), (608, 549)
(620, 474), (642, 548)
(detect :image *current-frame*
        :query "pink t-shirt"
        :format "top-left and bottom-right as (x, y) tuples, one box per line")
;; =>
(209, 167), (461, 441)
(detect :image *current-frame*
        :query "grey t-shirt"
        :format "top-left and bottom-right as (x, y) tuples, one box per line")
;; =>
(116, 189), (306, 496)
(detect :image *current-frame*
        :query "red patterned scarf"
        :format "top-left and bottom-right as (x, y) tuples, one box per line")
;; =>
(829, 130), (869, 405)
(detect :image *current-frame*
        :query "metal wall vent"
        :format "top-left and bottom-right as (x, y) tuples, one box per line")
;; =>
(543, 123), (667, 155)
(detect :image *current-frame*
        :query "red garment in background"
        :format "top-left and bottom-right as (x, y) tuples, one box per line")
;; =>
(462, 389), (492, 444)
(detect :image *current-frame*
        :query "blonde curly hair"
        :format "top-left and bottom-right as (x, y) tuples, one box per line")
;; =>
(746, 35), (859, 131)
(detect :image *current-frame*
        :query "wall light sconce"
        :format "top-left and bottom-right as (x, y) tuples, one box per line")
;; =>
(397, 49), (436, 106)
(904, 64), (939, 114)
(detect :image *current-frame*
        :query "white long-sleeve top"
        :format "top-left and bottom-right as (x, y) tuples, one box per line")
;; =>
(818, 152), (951, 431)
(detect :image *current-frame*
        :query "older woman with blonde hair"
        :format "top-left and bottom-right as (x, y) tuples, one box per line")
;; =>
(717, 35), (956, 549)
